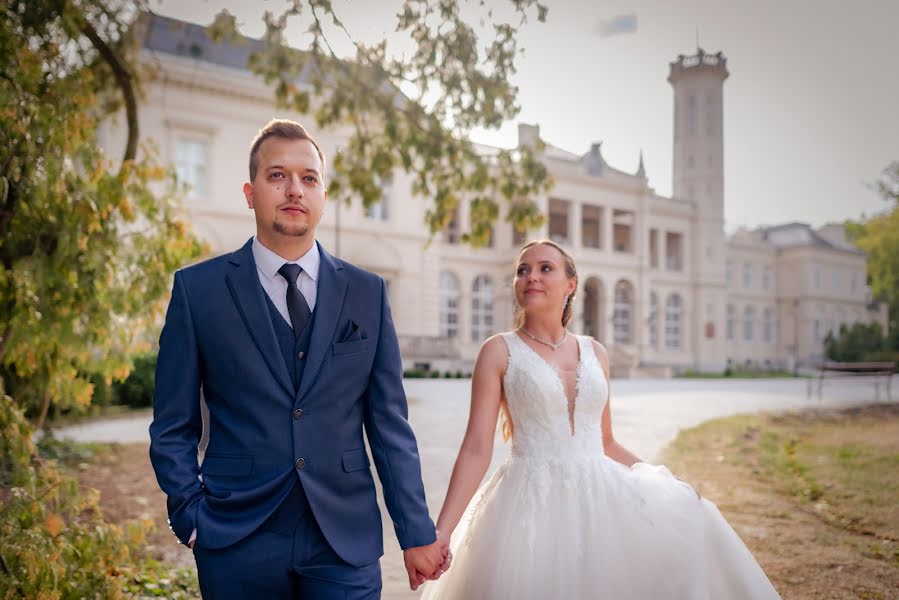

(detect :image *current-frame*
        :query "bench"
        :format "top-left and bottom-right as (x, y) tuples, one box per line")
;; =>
(808, 361), (895, 401)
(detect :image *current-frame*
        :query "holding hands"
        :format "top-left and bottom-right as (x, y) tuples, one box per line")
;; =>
(403, 531), (453, 590)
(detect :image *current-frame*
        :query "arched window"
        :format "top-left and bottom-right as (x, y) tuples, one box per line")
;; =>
(439, 271), (460, 339)
(665, 294), (683, 350)
(763, 307), (775, 343)
(726, 304), (736, 341)
(613, 280), (634, 345)
(471, 275), (495, 342)
(743, 305), (755, 341)
(649, 292), (659, 349)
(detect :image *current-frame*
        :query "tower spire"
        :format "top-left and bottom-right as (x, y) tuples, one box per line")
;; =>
(636, 150), (646, 178)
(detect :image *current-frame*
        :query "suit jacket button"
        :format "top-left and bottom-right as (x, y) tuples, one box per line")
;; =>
(295, 458), (306, 469)
(297, 351), (305, 359)
(293, 408), (304, 420)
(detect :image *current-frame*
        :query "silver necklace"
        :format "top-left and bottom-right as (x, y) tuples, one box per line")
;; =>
(519, 328), (568, 351)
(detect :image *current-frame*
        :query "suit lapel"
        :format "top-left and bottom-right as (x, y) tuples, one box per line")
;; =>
(297, 243), (347, 403)
(225, 239), (294, 397)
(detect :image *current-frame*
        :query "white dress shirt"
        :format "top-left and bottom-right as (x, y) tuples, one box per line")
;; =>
(252, 236), (320, 328)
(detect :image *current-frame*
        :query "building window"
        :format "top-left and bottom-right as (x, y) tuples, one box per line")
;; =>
(613, 209), (634, 253)
(705, 92), (715, 136)
(813, 319), (821, 344)
(443, 207), (460, 244)
(726, 304), (736, 341)
(581, 204), (602, 249)
(439, 271), (460, 339)
(649, 229), (659, 268)
(176, 139), (208, 198)
(613, 280), (634, 345)
(548, 199), (570, 244)
(763, 307), (775, 343)
(583, 279), (602, 340)
(665, 294), (683, 350)
(512, 225), (527, 246)
(743, 262), (752, 289)
(365, 177), (390, 221)
(814, 267), (821, 290)
(471, 274), (495, 342)
(743, 305), (755, 341)
(762, 266), (772, 291)
(831, 269), (840, 291)
(851, 271), (858, 293)
(725, 260), (733, 288)
(666, 232), (683, 271)
(649, 292), (659, 349)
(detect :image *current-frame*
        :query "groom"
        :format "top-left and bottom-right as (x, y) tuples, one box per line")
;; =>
(149, 119), (447, 598)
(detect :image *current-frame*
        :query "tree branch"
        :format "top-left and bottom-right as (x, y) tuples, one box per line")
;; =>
(0, 323), (11, 365)
(82, 20), (138, 168)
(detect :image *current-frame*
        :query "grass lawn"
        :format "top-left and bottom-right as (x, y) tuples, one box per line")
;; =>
(662, 403), (899, 600)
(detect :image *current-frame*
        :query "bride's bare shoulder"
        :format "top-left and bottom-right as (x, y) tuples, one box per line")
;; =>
(589, 338), (611, 373)
(475, 333), (512, 371)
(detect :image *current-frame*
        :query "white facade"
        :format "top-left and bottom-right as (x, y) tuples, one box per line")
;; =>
(104, 15), (887, 375)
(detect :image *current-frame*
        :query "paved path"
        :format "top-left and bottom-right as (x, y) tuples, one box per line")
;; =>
(57, 376), (894, 599)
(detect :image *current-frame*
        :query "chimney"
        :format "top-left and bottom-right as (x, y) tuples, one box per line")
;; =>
(518, 123), (540, 147)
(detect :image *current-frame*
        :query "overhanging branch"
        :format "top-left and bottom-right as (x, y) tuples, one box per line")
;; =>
(82, 20), (138, 168)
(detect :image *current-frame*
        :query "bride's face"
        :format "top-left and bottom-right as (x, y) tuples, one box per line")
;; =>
(514, 244), (576, 316)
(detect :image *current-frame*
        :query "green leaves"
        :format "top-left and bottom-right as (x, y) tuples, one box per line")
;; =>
(1, 1), (205, 423)
(240, 0), (552, 245)
(0, 393), (200, 598)
(846, 162), (899, 338)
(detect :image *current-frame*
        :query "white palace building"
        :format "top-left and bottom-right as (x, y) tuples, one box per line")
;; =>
(101, 14), (888, 375)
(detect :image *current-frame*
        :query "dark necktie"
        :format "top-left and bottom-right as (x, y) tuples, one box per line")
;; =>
(278, 263), (312, 338)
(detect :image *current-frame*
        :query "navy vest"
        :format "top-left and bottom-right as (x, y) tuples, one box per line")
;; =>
(263, 292), (316, 392)
(261, 292), (316, 529)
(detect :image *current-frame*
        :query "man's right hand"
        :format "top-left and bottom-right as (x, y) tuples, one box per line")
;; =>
(403, 538), (449, 590)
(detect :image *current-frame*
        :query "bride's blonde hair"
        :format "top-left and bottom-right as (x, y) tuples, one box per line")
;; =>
(500, 239), (579, 442)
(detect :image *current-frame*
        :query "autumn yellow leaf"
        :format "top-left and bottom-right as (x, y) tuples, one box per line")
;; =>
(44, 513), (65, 537)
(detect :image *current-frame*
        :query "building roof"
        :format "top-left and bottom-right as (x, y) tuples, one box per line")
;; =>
(759, 222), (864, 255)
(140, 12), (268, 73)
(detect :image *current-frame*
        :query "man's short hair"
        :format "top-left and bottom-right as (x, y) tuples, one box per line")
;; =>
(248, 119), (326, 181)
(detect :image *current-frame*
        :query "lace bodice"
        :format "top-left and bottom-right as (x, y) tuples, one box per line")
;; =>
(501, 332), (608, 458)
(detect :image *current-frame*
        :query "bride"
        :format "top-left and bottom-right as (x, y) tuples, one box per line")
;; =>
(421, 240), (781, 599)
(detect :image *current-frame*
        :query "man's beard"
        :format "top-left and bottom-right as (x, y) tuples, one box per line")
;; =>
(273, 218), (309, 237)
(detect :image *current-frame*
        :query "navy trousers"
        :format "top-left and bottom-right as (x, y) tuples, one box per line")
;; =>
(193, 483), (381, 599)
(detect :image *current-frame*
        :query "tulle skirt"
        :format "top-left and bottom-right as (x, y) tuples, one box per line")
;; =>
(421, 454), (780, 600)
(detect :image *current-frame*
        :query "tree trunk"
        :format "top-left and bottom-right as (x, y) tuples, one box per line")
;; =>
(33, 392), (51, 433)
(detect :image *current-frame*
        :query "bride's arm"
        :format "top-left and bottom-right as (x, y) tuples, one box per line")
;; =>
(434, 335), (506, 543)
(593, 340), (643, 467)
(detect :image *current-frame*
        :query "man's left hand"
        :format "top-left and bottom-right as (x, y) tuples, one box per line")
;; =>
(403, 538), (449, 590)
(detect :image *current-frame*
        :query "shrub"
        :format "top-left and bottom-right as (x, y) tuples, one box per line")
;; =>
(113, 353), (157, 408)
(0, 383), (198, 599)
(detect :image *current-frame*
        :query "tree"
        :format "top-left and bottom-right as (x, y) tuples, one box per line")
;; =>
(0, 0), (204, 428)
(208, 0), (553, 246)
(846, 161), (899, 343)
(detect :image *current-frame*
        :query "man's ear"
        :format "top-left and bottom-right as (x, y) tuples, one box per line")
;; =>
(243, 182), (254, 209)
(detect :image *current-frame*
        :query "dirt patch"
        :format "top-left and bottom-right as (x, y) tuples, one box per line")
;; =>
(662, 403), (899, 600)
(72, 442), (195, 570)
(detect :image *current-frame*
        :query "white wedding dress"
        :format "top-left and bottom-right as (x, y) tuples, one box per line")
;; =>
(421, 332), (781, 600)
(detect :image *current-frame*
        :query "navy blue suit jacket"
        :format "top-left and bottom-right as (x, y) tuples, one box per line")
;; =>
(149, 239), (435, 566)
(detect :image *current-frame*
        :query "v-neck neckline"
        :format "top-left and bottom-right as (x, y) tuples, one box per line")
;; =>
(513, 331), (583, 414)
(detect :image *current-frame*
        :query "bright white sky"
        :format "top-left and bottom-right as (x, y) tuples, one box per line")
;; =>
(151, 0), (899, 230)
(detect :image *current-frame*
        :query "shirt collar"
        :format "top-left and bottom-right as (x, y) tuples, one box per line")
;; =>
(252, 237), (320, 283)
